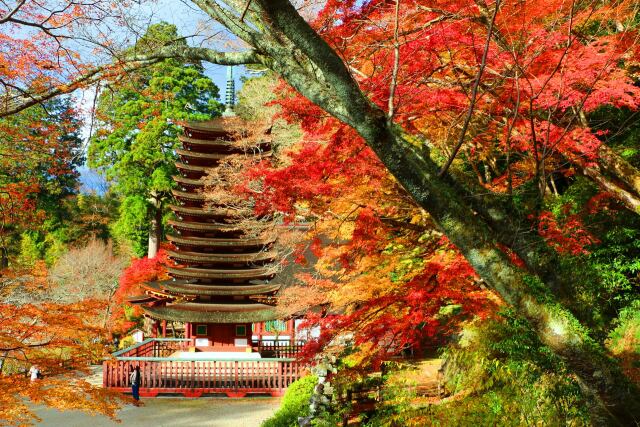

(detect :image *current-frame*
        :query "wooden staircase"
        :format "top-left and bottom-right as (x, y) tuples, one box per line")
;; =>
(341, 358), (444, 426)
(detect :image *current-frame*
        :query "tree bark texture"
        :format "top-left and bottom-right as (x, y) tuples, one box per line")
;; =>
(0, 247), (7, 269)
(147, 200), (162, 259)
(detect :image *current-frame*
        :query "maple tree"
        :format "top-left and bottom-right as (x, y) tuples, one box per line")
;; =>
(109, 248), (169, 336)
(0, 263), (125, 426)
(0, 0), (638, 423)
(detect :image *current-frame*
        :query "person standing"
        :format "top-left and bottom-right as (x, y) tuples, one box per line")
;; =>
(130, 365), (141, 404)
(29, 365), (40, 382)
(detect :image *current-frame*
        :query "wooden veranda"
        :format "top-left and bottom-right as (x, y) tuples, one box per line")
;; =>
(103, 338), (306, 397)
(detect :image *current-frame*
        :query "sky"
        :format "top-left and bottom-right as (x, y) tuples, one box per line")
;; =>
(78, 0), (249, 193)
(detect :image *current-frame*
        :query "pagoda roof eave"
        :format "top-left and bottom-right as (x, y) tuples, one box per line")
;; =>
(178, 134), (234, 147)
(176, 149), (229, 161)
(141, 303), (279, 323)
(185, 118), (241, 134)
(175, 162), (210, 173)
(127, 295), (157, 304)
(173, 175), (205, 187)
(177, 150), (272, 162)
(167, 234), (276, 248)
(178, 135), (271, 150)
(167, 249), (277, 264)
(167, 266), (277, 280)
(169, 204), (251, 218)
(171, 189), (206, 201)
(144, 280), (281, 296)
(167, 219), (242, 233)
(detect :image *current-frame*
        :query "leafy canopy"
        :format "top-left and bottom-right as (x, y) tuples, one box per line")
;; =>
(88, 22), (223, 255)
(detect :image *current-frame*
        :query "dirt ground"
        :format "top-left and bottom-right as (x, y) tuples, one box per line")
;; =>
(32, 397), (281, 427)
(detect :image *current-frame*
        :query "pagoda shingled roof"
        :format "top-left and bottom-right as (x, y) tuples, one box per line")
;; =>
(178, 134), (270, 151)
(143, 280), (280, 296)
(167, 234), (276, 248)
(127, 295), (158, 304)
(173, 176), (205, 188)
(167, 265), (277, 280)
(177, 148), (272, 162)
(178, 134), (235, 148)
(142, 302), (278, 323)
(185, 118), (237, 133)
(168, 219), (241, 233)
(176, 148), (231, 161)
(171, 189), (206, 202)
(175, 162), (210, 174)
(167, 249), (277, 264)
(169, 204), (251, 218)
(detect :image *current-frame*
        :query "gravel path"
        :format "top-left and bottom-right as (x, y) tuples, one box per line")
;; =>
(33, 397), (281, 427)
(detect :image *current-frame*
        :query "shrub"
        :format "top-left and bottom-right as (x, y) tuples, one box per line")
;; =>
(262, 375), (317, 427)
(607, 300), (640, 384)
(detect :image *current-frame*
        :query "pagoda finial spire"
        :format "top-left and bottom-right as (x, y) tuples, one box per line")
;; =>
(222, 66), (236, 117)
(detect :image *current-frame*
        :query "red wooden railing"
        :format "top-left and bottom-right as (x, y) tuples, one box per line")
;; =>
(255, 340), (305, 358)
(113, 338), (189, 358)
(103, 358), (303, 397)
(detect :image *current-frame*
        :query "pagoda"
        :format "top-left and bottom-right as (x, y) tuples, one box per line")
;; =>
(130, 67), (284, 351)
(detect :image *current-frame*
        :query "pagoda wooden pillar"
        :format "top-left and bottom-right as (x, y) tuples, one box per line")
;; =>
(287, 319), (295, 345)
(151, 320), (159, 338)
(161, 320), (167, 338)
(255, 322), (263, 340)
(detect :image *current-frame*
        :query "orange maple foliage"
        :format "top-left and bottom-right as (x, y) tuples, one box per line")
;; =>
(0, 262), (125, 426)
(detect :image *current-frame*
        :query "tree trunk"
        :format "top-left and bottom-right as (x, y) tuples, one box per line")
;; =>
(147, 200), (162, 259)
(597, 144), (640, 201)
(446, 171), (574, 297)
(582, 164), (640, 213)
(0, 247), (7, 269)
(569, 144), (640, 214)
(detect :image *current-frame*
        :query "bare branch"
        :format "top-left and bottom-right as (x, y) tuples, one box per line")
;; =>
(439, 0), (501, 176)
(0, 0), (26, 24)
(387, 0), (401, 121)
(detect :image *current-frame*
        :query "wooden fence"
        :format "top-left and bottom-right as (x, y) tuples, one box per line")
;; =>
(103, 358), (303, 397)
(254, 339), (305, 358)
(113, 338), (189, 358)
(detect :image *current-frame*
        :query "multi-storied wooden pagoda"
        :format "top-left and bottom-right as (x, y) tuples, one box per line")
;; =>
(130, 68), (288, 350)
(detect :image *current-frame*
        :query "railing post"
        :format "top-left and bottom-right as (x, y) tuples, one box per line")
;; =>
(234, 360), (239, 391)
(277, 361), (282, 393)
(191, 360), (195, 389)
(102, 362), (107, 388)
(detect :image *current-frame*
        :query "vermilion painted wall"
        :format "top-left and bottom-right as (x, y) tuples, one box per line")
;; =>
(187, 322), (252, 347)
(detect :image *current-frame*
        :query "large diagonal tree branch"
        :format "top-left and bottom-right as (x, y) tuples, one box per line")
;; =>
(191, 0), (261, 45)
(0, 48), (260, 118)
